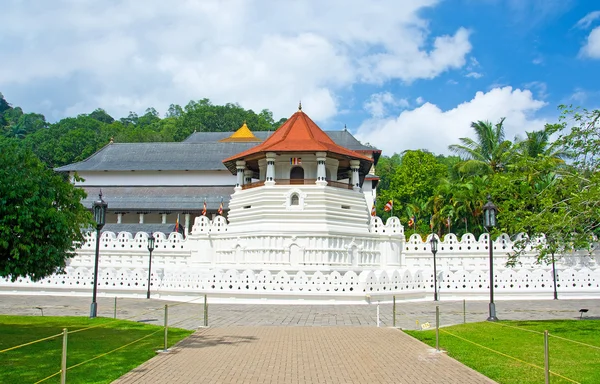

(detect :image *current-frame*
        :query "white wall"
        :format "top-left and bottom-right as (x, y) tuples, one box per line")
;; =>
(74, 170), (235, 186)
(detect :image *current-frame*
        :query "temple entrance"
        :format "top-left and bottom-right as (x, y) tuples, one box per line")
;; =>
(290, 166), (304, 184)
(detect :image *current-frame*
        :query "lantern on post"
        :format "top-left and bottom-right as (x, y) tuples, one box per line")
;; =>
(430, 235), (439, 301)
(482, 195), (498, 321)
(90, 191), (108, 318)
(146, 233), (156, 299)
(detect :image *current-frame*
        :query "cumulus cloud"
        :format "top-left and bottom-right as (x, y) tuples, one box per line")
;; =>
(364, 92), (409, 118)
(580, 27), (600, 59)
(0, 0), (472, 121)
(576, 11), (600, 29)
(355, 86), (547, 156)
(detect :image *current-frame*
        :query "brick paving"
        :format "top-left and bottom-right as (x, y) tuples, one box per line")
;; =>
(2, 295), (598, 383)
(113, 327), (496, 384)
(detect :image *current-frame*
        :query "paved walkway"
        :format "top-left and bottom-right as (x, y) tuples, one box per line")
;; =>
(113, 327), (496, 384)
(2, 295), (598, 383)
(1, 295), (597, 329)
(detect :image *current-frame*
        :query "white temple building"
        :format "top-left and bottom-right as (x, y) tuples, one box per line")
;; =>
(1, 107), (598, 303)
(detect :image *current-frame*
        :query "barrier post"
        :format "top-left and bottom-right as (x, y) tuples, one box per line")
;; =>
(164, 305), (169, 352)
(544, 330), (549, 384)
(463, 299), (466, 324)
(114, 297), (117, 319)
(60, 328), (67, 384)
(393, 296), (396, 327)
(435, 306), (440, 352)
(203, 294), (208, 327)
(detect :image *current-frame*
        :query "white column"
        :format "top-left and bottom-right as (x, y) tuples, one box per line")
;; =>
(139, 213), (144, 224)
(117, 213), (123, 224)
(316, 151), (327, 186)
(235, 160), (246, 191)
(265, 152), (276, 186)
(184, 213), (190, 237)
(350, 160), (361, 191)
(161, 213), (167, 224)
(244, 169), (253, 185)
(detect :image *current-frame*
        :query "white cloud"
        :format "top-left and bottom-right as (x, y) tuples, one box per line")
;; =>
(466, 72), (483, 78)
(364, 92), (409, 118)
(580, 26), (600, 59)
(416, 96), (425, 105)
(0, 0), (473, 121)
(576, 11), (600, 29)
(355, 86), (547, 156)
(524, 81), (548, 99)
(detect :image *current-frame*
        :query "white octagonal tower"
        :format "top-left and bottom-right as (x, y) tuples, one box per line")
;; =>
(222, 105), (375, 235)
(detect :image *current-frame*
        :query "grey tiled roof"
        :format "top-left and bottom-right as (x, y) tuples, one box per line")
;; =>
(81, 186), (232, 211)
(57, 130), (378, 172)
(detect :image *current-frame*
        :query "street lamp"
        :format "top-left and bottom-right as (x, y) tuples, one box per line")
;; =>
(483, 195), (498, 321)
(430, 235), (439, 301)
(146, 233), (156, 299)
(90, 191), (107, 318)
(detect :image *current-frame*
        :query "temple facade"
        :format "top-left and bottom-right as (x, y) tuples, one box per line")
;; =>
(1, 107), (598, 303)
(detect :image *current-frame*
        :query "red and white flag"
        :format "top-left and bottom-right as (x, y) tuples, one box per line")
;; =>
(202, 200), (207, 216)
(384, 200), (393, 212)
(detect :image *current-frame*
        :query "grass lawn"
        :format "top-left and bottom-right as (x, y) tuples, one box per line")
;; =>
(406, 320), (600, 384)
(0, 315), (194, 384)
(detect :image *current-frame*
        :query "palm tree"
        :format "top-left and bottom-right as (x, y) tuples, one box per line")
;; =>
(515, 129), (572, 163)
(449, 118), (514, 175)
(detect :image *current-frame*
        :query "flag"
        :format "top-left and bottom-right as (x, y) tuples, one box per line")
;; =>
(384, 200), (393, 212)
(445, 216), (451, 227)
(290, 157), (302, 165)
(371, 201), (377, 216)
(429, 216), (434, 230)
(217, 199), (223, 215)
(202, 200), (207, 216)
(407, 216), (415, 227)
(174, 214), (180, 232)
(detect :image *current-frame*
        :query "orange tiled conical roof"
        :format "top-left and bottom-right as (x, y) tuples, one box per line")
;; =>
(223, 110), (372, 163)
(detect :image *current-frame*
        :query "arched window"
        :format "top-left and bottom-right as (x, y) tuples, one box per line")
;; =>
(290, 166), (304, 184)
(291, 193), (299, 206)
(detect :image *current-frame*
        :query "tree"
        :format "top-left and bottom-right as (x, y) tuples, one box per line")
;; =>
(449, 118), (514, 175)
(0, 138), (93, 281)
(495, 106), (600, 263)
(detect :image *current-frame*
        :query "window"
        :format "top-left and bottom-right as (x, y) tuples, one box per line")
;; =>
(291, 194), (299, 206)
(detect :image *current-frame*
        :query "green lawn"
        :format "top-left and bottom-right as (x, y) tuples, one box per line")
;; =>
(406, 320), (600, 384)
(0, 315), (194, 384)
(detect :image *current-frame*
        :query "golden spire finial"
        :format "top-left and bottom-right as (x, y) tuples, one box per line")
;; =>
(298, 101), (302, 111)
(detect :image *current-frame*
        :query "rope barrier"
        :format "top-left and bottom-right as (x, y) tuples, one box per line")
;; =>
(548, 333), (600, 351)
(0, 332), (63, 354)
(66, 328), (164, 372)
(489, 321), (600, 351)
(1, 296), (202, 353)
(33, 370), (62, 384)
(440, 329), (581, 384)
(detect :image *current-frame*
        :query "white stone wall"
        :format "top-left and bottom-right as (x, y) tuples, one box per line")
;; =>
(1, 217), (599, 302)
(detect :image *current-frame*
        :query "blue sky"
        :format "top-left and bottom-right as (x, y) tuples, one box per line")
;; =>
(1, 0), (599, 156)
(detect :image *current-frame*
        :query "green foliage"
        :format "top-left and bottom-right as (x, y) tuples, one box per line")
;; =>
(0, 138), (93, 281)
(406, 320), (600, 384)
(449, 118), (514, 175)
(0, 93), (285, 167)
(0, 315), (193, 383)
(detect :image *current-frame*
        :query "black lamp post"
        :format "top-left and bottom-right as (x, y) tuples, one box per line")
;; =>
(430, 235), (439, 301)
(90, 191), (107, 318)
(146, 233), (156, 299)
(483, 195), (498, 321)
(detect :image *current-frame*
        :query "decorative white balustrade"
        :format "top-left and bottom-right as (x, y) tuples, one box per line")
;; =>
(1, 216), (599, 302)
